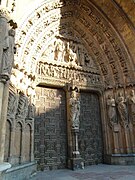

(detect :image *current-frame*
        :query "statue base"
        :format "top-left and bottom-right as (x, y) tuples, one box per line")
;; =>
(71, 157), (84, 170)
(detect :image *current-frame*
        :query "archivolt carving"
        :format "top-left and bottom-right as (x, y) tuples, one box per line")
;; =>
(12, 0), (134, 91)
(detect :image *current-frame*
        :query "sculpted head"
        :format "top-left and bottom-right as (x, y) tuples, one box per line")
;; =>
(130, 89), (135, 96)
(8, 28), (15, 37)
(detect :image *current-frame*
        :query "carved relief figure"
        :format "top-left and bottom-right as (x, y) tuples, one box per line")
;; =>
(7, 93), (19, 118)
(107, 94), (117, 124)
(54, 40), (64, 61)
(127, 89), (135, 122)
(16, 93), (28, 119)
(117, 92), (128, 125)
(64, 42), (77, 64)
(69, 91), (80, 129)
(27, 103), (36, 119)
(2, 28), (16, 77)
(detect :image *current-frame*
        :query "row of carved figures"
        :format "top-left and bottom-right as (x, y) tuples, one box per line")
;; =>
(7, 91), (35, 120)
(42, 39), (94, 68)
(106, 89), (135, 126)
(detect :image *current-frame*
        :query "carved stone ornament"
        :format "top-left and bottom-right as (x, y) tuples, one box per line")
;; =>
(41, 38), (96, 70)
(37, 62), (101, 87)
(0, 6), (10, 20)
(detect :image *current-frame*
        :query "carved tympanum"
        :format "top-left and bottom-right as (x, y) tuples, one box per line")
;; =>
(42, 38), (95, 69)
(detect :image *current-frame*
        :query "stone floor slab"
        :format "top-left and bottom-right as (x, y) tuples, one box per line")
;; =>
(31, 164), (135, 180)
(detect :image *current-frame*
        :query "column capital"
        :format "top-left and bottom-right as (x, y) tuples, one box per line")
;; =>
(0, 74), (10, 83)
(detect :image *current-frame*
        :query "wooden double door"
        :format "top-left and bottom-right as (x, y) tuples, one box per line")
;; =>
(35, 87), (103, 170)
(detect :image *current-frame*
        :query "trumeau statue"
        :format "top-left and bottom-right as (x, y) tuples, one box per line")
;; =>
(127, 89), (135, 122)
(117, 92), (128, 125)
(69, 91), (80, 129)
(106, 94), (117, 125)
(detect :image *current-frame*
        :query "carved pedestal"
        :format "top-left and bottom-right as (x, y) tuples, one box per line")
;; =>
(71, 128), (84, 170)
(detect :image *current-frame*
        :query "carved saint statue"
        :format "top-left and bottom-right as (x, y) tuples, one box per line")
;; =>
(27, 103), (36, 119)
(64, 42), (77, 64)
(69, 91), (80, 129)
(54, 40), (64, 61)
(2, 28), (16, 78)
(7, 93), (19, 118)
(117, 92), (128, 125)
(107, 94), (117, 124)
(127, 89), (135, 122)
(16, 93), (28, 119)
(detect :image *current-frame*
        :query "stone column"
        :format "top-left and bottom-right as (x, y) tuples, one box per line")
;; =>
(20, 128), (25, 163)
(8, 125), (15, 164)
(66, 90), (73, 168)
(0, 79), (9, 162)
(113, 124), (120, 154)
(30, 123), (34, 161)
(66, 82), (84, 170)
(0, 7), (17, 179)
(71, 128), (80, 158)
(129, 123), (135, 153)
(124, 126), (131, 153)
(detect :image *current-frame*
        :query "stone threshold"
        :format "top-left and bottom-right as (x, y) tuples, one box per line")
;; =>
(6, 161), (36, 173)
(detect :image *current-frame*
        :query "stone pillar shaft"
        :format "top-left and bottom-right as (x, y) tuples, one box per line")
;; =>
(20, 129), (25, 163)
(72, 128), (80, 157)
(8, 127), (15, 164)
(0, 81), (9, 163)
(30, 128), (34, 161)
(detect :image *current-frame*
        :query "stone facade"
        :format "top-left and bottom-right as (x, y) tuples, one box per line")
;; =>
(0, 0), (135, 179)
